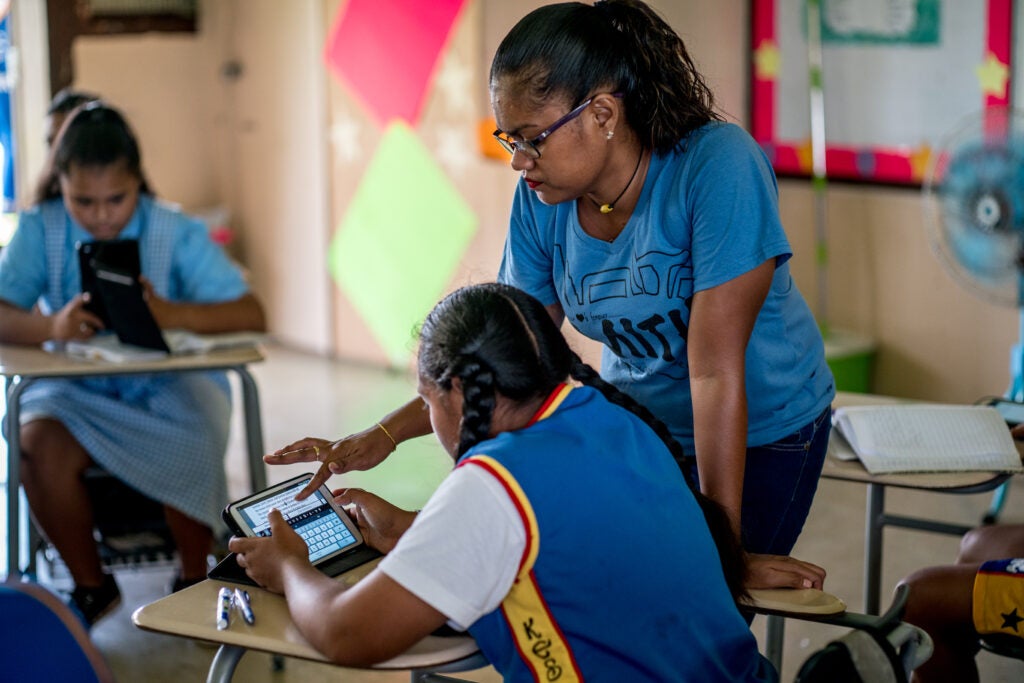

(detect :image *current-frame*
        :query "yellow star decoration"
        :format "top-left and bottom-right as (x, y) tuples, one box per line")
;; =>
(909, 144), (932, 182)
(976, 52), (1009, 99)
(754, 39), (780, 81)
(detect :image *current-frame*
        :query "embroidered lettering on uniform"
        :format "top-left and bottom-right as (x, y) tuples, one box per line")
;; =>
(522, 618), (564, 681)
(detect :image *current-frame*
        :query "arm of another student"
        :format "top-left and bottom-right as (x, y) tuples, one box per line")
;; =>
(143, 285), (266, 333)
(687, 259), (774, 536)
(231, 509), (447, 667)
(266, 397), (435, 499)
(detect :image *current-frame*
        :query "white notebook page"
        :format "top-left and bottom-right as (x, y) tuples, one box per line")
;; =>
(833, 404), (1023, 474)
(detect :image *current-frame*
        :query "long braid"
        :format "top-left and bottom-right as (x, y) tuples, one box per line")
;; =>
(570, 353), (748, 601)
(455, 359), (497, 457)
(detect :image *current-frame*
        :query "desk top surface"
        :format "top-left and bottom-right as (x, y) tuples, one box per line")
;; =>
(823, 391), (1018, 490)
(0, 342), (264, 378)
(132, 559), (483, 671)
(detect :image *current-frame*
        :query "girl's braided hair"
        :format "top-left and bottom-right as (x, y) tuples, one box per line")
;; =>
(417, 283), (747, 600)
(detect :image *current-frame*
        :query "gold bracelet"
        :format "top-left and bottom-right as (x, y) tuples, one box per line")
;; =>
(376, 421), (398, 451)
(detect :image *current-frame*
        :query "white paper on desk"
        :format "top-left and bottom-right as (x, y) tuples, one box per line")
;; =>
(161, 329), (266, 354)
(827, 423), (860, 461)
(63, 330), (265, 363)
(64, 335), (167, 362)
(832, 404), (1024, 474)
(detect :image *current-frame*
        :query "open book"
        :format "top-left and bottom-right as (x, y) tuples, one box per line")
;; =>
(832, 404), (1024, 474)
(63, 330), (266, 363)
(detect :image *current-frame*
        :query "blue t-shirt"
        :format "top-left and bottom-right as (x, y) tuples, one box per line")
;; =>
(498, 122), (834, 450)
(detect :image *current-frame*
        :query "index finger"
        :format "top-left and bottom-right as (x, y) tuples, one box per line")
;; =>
(293, 462), (332, 501)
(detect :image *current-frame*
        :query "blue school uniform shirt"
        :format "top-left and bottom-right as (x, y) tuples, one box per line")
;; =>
(459, 384), (776, 682)
(0, 195), (247, 311)
(498, 122), (834, 451)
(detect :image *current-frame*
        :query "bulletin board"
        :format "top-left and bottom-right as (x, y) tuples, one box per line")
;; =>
(750, 0), (1014, 186)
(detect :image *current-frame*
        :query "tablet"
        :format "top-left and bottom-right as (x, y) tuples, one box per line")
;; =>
(92, 264), (170, 353)
(77, 239), (141, 328)
(222, 473), (366, 569)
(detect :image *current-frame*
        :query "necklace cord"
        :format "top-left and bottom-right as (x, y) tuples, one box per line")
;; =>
(594, 148), (644, 214)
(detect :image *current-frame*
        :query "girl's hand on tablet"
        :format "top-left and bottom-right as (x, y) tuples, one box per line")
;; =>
(333, 488), (416, 554)
(230, 508), (309, 593)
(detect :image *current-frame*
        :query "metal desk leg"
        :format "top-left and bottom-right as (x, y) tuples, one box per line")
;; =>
(864, 483), (885, 615)
(233, 366), (266, 492)
(5, 376), (36, 578)
(764, 614), (785, 673)
(206, 644), (246, 683)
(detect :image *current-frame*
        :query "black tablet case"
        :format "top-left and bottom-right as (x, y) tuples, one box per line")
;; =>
(208, 545), (383, 586)
(77, 240), (141, 328)
(92, 265), (170, 352)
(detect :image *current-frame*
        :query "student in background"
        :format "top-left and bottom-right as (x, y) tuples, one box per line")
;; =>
(232, 283), (779, 681)
(269, 0), (833, 590)
(898, 414), (1024, 683)
(0, 102), (265, 626)
(44, 87), (99, 149)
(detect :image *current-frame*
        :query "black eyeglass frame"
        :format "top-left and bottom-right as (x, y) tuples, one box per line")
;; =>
(492, 92), (622, 159)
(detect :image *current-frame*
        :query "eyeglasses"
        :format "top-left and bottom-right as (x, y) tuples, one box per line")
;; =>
(492, 93), (621, 159)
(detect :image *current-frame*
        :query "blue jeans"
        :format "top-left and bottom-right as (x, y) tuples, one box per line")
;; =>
(688, 406), (831, 555)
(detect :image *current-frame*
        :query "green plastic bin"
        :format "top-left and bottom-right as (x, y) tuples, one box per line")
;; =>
(823, 329), (876, 394)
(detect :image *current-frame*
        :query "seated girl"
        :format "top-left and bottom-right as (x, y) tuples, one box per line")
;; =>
(231, 282), (782, 681)
(0, 102), (266, 626)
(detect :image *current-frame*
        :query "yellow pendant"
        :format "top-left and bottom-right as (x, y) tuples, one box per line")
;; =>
(599, 204), (614, 214)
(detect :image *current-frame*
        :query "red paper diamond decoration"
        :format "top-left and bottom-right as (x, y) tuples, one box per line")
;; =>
(324, 0), (467, 127)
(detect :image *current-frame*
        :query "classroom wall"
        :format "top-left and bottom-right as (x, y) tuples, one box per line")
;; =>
(51, 0), (1019, 403)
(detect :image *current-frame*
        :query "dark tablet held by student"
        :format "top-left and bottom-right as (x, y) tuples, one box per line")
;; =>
(77, 239), (141, 328)
(92, 264), (170, 353)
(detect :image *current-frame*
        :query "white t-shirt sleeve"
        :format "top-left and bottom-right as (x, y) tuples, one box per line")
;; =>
(377, 463), (526, 631)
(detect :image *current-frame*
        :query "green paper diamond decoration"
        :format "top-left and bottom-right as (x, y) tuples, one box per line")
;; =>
(329, 121), (477, 365)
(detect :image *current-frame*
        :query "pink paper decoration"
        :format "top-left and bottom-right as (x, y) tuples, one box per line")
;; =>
(324, 0), (467, 127)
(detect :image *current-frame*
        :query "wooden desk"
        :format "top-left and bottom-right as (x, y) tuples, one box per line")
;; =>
(1, 343), (268, 577)
(823, 391), (1017, 614)
(132, 559), (488, 683)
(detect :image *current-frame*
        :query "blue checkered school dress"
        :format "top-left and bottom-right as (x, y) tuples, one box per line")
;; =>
(5, 197), (240, 530)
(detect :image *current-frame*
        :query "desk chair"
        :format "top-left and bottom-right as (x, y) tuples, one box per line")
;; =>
(0, 577), (116, 682)
(745, 584), (932, 681)
(32, 466), (179, 585)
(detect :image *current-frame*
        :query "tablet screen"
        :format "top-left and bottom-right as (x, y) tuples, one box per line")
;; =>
(234, 480), (360, 563)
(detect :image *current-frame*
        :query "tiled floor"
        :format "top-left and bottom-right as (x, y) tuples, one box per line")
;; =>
(3, 343), (1024, 681)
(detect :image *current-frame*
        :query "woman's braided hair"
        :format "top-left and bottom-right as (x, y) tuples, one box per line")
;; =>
(417, 283), (747, 600)
(489, 0), (722, 155)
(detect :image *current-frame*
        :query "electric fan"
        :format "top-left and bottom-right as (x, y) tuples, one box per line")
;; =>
(923, 106), (1024, 400)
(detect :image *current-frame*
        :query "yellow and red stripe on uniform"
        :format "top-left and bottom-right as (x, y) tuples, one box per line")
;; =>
(461, 453), (582, 682)
(973, 558), (1024, 637)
